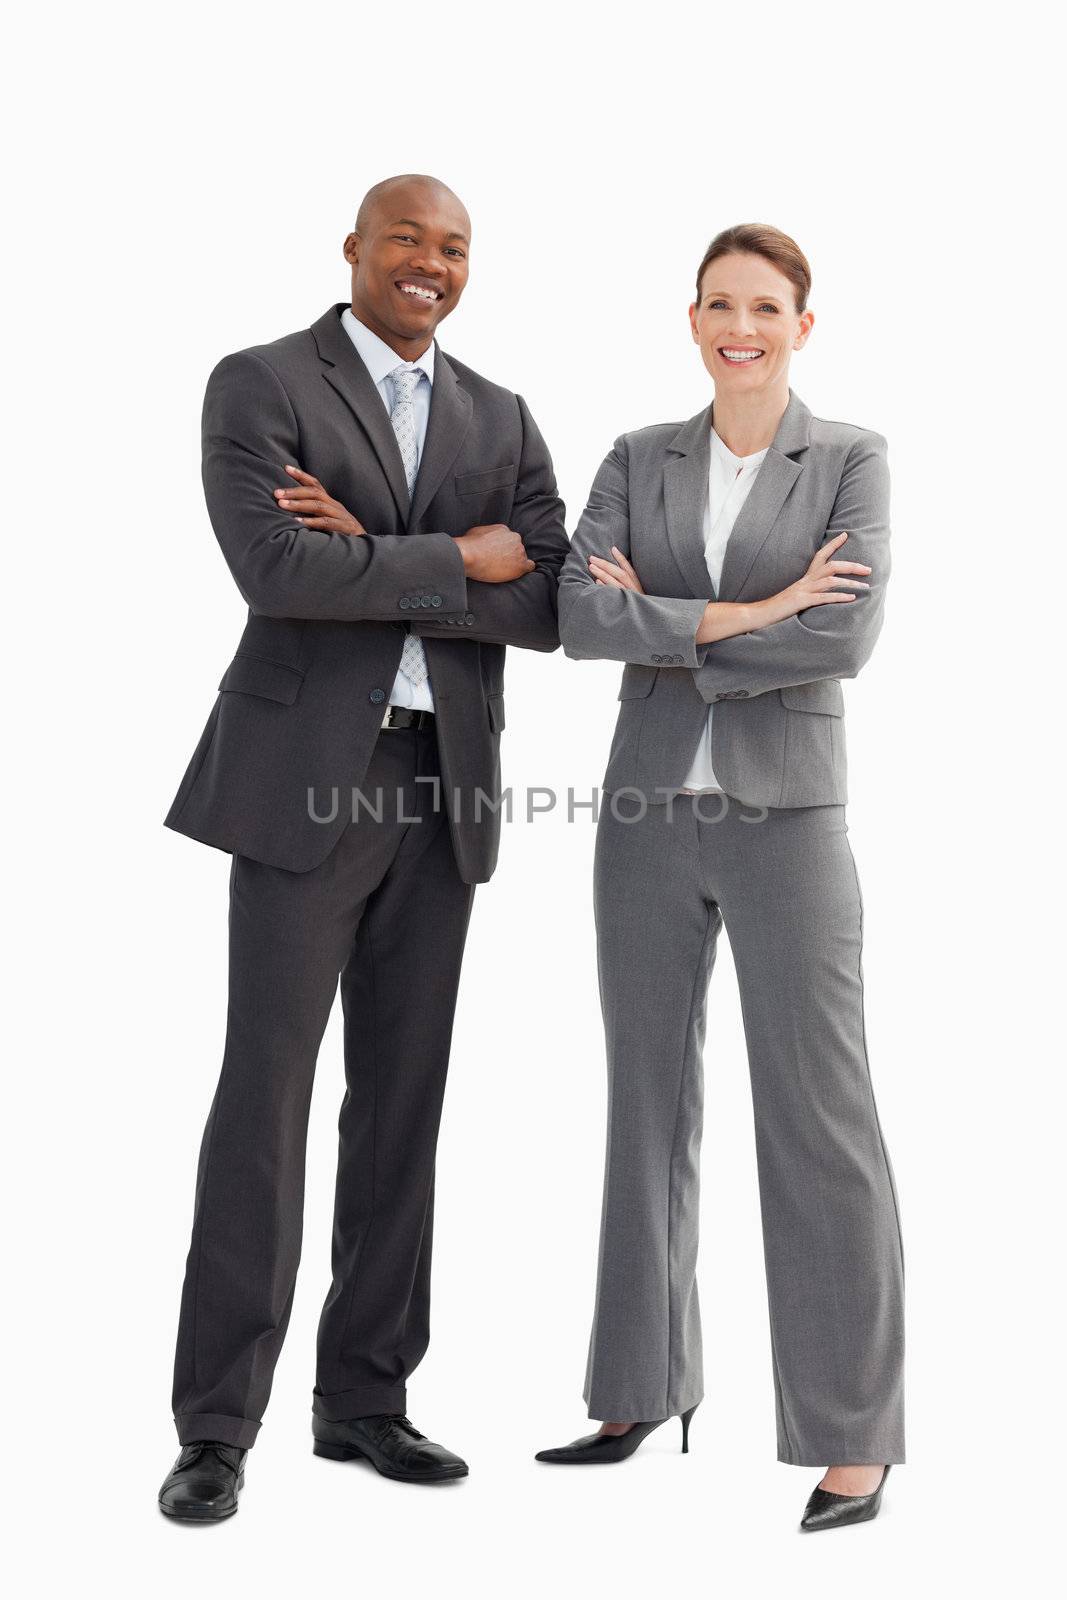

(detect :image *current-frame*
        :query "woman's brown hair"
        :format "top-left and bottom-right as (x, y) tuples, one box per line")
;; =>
(695, 224), (811, 315)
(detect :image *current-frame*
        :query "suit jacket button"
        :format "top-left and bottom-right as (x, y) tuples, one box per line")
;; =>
(431, 594), (442, 607)
(652, 654), (662, 663)
(399, 597), (410, 610)
(673, 654), (682, 663)
(735, 689), (749, 697)
(465, 613), (475, 625)
(369, 688), (386, 704)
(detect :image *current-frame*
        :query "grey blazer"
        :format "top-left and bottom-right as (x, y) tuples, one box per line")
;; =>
(557, 389), (891, 808)
(164, 304), (568, 881)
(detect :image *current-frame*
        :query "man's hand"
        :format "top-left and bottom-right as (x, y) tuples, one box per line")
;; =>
(273, 465), (366, 535)
(588, 546), (645, 593)
(453, 523), (535, 583)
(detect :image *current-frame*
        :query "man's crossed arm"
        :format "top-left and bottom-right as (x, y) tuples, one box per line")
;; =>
(202, 349), (568, 652)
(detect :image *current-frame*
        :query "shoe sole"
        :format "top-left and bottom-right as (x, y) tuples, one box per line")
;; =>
(312, 1440), (467, 1482)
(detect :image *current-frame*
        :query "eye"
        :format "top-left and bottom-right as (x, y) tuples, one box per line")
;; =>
(444, 247), (466, 259)
(707, 299), (728, 309)
(393, 234), (417, 243)
(757, 303), (779, 314)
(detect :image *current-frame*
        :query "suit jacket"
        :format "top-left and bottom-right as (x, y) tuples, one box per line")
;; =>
(557, 389), (891, 808)
(164, 303), (569, 882)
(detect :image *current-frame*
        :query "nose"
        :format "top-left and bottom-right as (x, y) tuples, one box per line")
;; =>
(407, 247), (447, 278)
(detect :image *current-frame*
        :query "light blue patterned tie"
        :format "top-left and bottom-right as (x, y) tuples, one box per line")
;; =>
(389, 363), (431, 691)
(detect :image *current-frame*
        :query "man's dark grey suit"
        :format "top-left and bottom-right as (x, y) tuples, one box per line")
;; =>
(164, 303), (569, 1448)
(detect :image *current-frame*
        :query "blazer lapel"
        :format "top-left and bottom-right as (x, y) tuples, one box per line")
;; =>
(663, 405), (718, 598)
(717, 389), (811, 601)
(664, 389), (812, 602)
(408, 348), (473, 530)
(311, 304), (411, 520)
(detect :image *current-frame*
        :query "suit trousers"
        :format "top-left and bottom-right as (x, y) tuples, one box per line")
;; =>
(171, 723), (475, 1449)
(584, 789), (906, 1466)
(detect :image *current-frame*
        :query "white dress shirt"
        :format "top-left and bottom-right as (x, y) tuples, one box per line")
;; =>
(341, 307), (437, 711)
(678, 427), (770, 792)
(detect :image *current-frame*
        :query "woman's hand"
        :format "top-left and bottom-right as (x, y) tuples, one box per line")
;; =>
(695, 532), (873, 643)
(273, 465), (366, 535)
(589, 546), (645, 593)
(753, 532), (872, 627)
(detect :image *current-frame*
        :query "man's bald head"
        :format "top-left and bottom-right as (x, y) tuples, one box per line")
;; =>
(354, 174), (470, 240)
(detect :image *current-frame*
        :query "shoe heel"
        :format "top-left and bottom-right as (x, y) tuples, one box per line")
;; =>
(680, 1403), (700, 1454)
(313, 1440), (363, 1462)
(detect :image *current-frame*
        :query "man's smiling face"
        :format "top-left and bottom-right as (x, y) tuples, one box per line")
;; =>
(344, 178), (471, 358)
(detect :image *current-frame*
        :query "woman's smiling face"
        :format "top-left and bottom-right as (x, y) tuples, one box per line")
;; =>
(689, 251), (814, 390)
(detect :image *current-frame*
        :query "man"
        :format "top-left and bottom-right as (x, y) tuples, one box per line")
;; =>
(158, 174), (568, 1520)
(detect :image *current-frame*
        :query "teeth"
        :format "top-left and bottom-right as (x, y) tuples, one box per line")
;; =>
(399, 282), (439, 302)
(721, 349), (763, 362)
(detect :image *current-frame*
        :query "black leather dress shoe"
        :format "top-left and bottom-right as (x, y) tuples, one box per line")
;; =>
(800, 1464), (892, 1531)
(312, 1414), (468, 1482)
(158, 1441), (247, 1521)
(536, 1404), (699, 1464)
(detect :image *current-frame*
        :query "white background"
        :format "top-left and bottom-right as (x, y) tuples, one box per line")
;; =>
(5, 2), (1062, 1595)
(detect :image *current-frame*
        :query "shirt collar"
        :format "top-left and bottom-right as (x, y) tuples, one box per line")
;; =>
(341, 306), (436, 387)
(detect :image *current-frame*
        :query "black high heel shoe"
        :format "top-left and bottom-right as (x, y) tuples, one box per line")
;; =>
(799, 1464), (892, 1531)
(535, 1403), (700, 1464)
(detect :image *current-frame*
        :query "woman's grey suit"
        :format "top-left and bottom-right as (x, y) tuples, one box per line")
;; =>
(557, 390), (906, 1466)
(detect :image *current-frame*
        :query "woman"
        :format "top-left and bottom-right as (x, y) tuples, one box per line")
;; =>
(538, 224), (905, 1533)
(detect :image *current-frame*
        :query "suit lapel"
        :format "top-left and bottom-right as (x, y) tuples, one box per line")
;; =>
(664, 388), (812, 602)
(664, 405), (718, 598)
(717, 449), (803, 601)
(311, 304), (411, 519)
(311, 307), (474, 531)
(718, 390), (810, 600)
(408, 348), (473, 530)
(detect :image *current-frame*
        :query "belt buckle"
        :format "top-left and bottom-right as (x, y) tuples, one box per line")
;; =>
(381, 706), (431, 731)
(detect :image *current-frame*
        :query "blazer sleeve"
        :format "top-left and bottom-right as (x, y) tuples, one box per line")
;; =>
(411, 393), (570, 652)
(201, 349), (468, 620)
(557, 434), (710, 666)
(692, 431), (892, 699)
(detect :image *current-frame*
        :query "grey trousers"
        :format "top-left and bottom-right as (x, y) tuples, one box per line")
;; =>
(584, 790), (906, 1466)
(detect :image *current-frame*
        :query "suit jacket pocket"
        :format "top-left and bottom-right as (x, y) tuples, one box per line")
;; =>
(218, 653), (305, 705)
(455, 465), (519, 496)
(778, 679), (844, 716)
(486, 691), (506, 733)
(617, 664), (658, 700)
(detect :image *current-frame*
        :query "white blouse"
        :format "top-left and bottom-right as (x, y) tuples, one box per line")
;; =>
(678, 426), (770, 793)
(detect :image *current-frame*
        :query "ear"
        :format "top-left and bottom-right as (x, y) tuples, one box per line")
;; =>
(688, 301), (700, 343)
(342, 232), (361, 267)
(794, 308), (815, 349)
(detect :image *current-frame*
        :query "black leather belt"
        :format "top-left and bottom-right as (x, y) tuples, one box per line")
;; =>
(381, 706), (435, 730)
